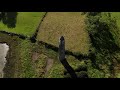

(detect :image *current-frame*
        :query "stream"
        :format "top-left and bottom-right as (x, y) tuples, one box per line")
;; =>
(0, 43), (9, 78)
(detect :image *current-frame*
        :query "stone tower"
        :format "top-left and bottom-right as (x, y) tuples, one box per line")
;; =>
(59, 36), (65, 61)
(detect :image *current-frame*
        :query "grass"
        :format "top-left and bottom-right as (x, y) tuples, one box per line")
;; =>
(31, 42), (86, 78)
(0, 32), (37, 78)
(37, 12), (91, 54)
(111, 12), (120, 28)
(32, 53), (47, 78)
(15, 40), (35, 78)
(0, 12), (45, 37)
(110, 12), (120, 46)
(46, 55), (86, 78)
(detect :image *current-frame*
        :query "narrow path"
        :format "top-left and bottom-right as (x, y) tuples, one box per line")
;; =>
(44, 59), (53, 76)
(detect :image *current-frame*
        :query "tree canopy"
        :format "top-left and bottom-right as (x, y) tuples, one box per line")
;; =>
(0, 12), (18, 28)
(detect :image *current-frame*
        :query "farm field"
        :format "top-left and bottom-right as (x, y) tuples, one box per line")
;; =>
(0, 12), (45, 37)
(37, 12), (91, 55)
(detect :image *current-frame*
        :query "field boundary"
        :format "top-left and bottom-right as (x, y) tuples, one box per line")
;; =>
(0, 31), (27, 39)
(37, 41), (90, 60)
(30, 12), (48, 43)
(0, 12), (47, 42)
(0, 30), (90, 61)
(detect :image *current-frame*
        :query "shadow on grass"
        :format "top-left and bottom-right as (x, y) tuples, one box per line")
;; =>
(61, 58), (77, 78)
(38, 41), (89, 60)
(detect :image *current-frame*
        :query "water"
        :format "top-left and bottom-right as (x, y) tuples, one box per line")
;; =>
(0, 43), (9, 78)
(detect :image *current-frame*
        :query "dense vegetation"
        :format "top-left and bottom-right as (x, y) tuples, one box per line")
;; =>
(83, 12), (120, 78)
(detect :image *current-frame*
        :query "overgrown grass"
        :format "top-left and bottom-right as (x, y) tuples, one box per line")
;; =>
(15, 40), (35, 78)
(0, 12), (45, 37)
(46, 55), (86, 78)
(0, 32), (37, 78)
(37, 12), (91, 55)
(32, 53), (47, 78)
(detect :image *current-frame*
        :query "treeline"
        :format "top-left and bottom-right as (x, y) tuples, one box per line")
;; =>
(83, 12), (120, 77)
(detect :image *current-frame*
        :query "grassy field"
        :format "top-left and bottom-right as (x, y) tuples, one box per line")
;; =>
(37, 12), (91, 54)
(0, 12), (45, 37)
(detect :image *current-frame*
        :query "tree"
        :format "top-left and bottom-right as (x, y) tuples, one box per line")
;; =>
(0, 12), (18, 28)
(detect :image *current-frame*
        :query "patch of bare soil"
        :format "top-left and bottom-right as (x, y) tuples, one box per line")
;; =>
(32, 52), (40, 62)
(44, 59), (54, 76)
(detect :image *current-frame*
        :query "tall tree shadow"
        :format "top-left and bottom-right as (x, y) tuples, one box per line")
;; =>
(0, 12), (18, 28)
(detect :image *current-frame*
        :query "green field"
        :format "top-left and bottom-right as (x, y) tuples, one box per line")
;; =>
(0, 12), (45, 37)
(37, 12), (91, 54)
